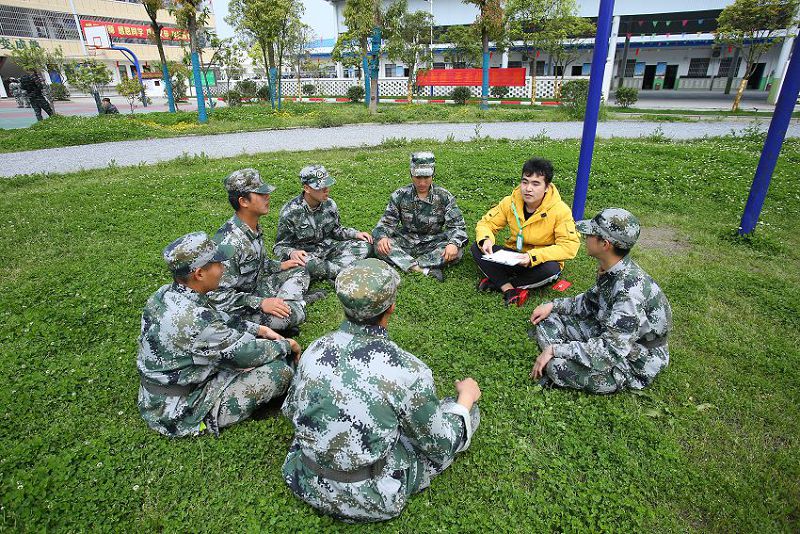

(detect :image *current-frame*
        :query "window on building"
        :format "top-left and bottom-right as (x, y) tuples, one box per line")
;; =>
(686, 58), (710, 78)
(453, 62), (467, 69)
(433, 62), (446, 69)
(717, 57), (742, 78)
(384, 63), (395, 77)
(534, 61), (545, 76)
(507, 61), (522, 68)
(570, 65), (582, 76)
(624, 59), (636, 77)
(32, 15), (49, 38)
(552, 65), (564, 77)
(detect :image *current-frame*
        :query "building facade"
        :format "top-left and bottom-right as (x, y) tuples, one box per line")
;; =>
(0, 0), (217, 98)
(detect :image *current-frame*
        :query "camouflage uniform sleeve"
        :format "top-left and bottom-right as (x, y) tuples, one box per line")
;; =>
(273, 211), (297, 259)
(552, 295), (642, 370)
(372, 192), (402, 241)
(442, 192), (468, 248)
(206, 244), (264, 312)
(329, 201), (360, 240)
(263, 257), (283, 275)
(526, 210), (580, 266)
(192, 317), (291, 368)
(398, 372), (471, 464)
(552, 284), (599, 318)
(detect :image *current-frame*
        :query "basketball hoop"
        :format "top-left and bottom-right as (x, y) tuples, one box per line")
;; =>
(87, 46), (98, 57)
(83, 24), (112, 57)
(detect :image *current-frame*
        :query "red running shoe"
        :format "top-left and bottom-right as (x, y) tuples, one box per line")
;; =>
(503, 288), (529, 307)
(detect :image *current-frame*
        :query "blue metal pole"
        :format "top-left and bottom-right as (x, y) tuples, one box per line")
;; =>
(268, 66), (277, 109)
(481, 49), (489, 110)
(363, 55), (370, 108)
(113, 46), (147, 108)
(572, 0), (615, 220)
(739, 36), (800, 235)
(161, 62), (175, 113)
(190, 51), (207, 123)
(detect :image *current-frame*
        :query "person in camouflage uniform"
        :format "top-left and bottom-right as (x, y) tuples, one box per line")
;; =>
(274, 164), (373, 281)
(372, 152), (468, 282)
(138, 232), (301, 438)
(282, 259), (482, 522)
(19, 70), (53, 121)
(208, 168), (314, 336)
(9, 78), (28, 108)
(529, 208), (672, 393)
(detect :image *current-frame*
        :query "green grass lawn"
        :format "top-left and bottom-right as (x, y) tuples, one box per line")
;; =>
(0, 101), (567, 154)
(1, 136), (798, 531)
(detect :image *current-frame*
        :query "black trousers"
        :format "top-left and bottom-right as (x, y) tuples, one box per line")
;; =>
(30, 97), (54, 121)
(471, 243), (561, 289)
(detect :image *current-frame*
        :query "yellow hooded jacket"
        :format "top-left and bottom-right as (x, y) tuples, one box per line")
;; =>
(475, 183), (580, 268)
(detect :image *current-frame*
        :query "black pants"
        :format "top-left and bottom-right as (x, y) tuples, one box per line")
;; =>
(30, 97), (54, 121)
(471, 243), (561, 289)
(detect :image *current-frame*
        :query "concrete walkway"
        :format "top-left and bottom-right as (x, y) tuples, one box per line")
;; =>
(4, 119), (800, 178)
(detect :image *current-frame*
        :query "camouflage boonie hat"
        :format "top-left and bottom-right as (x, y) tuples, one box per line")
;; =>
(410, 151), (435, 177)
(300, 164), (336, 190)
(335, 259), (401, 321)
(576, 208), (641, 249)
(223, 168), (275, 194)
(163, 232), (231, 277)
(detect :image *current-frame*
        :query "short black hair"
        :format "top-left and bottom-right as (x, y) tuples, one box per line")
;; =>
(521, 158), (554, 184)
(343, 306), (391, 326)
(102, 98), (111, 103)
(228, 190), (251, 211)
(612, 245), (631, 257)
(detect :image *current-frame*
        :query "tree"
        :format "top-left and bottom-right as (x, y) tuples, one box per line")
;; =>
(384, 0), (433, 102)
(65, 59), (112, 113)
(506, 0), (557, 104)
(142, 0), (176, 112)
(196, 32), (241, 109)
(155, 60), (191, 109)
(117, 77), (147, 113)
(441, 25), (482, 67)
(282, 20), (314, 98)
(538, 0), (595, 99)
(10, 42), (65, 112)
(462, 0), (505, 109)
(716, 0), (799, 111)
(171, 0), (210, 122)
(227, 0), (304, 110)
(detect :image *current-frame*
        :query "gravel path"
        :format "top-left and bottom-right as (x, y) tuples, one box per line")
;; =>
(5, 120), (799, 177)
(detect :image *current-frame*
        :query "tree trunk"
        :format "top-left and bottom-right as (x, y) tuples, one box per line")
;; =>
(529, 58), (537, 105)
(297, 60), (302, 99)
(92, 89), (102, 114)
(731, 76), (749, 112)
(148, 18), (175, 112)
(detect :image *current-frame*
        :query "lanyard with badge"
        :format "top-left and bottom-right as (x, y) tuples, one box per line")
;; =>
(510, 202), (524, 252)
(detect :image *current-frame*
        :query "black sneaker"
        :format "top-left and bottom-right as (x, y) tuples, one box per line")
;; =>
(305, 290), (328, 304)
(428, 268), (444, 282)
(477, 277), (495, 292)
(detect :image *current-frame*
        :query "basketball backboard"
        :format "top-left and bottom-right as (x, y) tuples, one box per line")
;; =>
(83, 24), (111, 49)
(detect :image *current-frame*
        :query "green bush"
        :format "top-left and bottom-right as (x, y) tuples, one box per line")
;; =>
(302, 84), (316, 96)
(223, 90), (243, 107)
(316, 113), (344, 128)
(451, 86), (471, 105)
(614, 87), (639, 108)
(346, 85), (365, 103)
(490, 86), (509, 98)
(256, 84), (271, 101)
(49, 82), (70, 101)
(235, 80), (257, 98)
(559, 79), (590, 119)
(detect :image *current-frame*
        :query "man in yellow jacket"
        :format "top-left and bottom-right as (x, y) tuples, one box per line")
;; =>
(472, 158), (580, 306)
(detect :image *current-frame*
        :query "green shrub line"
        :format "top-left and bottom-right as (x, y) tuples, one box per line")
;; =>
(0, 136), (798, 531)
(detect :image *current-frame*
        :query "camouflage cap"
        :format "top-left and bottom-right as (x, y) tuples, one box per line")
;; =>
(163, 232), (231, 277)
(335, 259), (401, 321)
(300, 164), (336, 190)
(576, 208), (641, 249)
(223, 168), (276, 195)
(410, 151), (435, 177)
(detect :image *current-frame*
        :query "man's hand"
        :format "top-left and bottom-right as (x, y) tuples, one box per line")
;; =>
(257, 326), (284, 340)
(289, 250), (308, 265)
(455, 377), (481, 410)
(287, 338), (302, 363)
(517, 253), (532, 267)
(377, 237), (392, 256)
(260, 297), (291, 318)
(280, 258), (304, 271)
(530, 346), (554, 380)
(441, 243), (459, 263)
(480, 239), (494, 256)
(355, 231), (373, 244)
(530, 302), (554, 325)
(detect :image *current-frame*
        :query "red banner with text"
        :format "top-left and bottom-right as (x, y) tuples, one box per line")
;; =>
(416, 68), (526, 87)
(80, 20), (189, 43)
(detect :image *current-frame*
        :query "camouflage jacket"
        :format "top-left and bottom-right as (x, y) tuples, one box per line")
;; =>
(273, 194), (360, 258)
(138, 283), (291, 437)
(208, 214), (281, 333)
(551, 256), (672, 380)
(372, 184), (468, 247)
(283, 320), (474, 473)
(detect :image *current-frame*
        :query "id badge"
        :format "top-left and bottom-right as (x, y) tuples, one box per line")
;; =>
(516, 233), (523, 251)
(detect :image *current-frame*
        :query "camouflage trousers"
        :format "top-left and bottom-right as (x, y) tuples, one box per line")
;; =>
(212, 360), (294, 430)
(245, 266), (310, 330)
(304, 240), (372, 281)
(534, 313), (640, 394)
(282, 399), (479, 523)
(375, 236), (463, 272)
(30, 97), (54, 121)
(13, 93), (27, 108)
